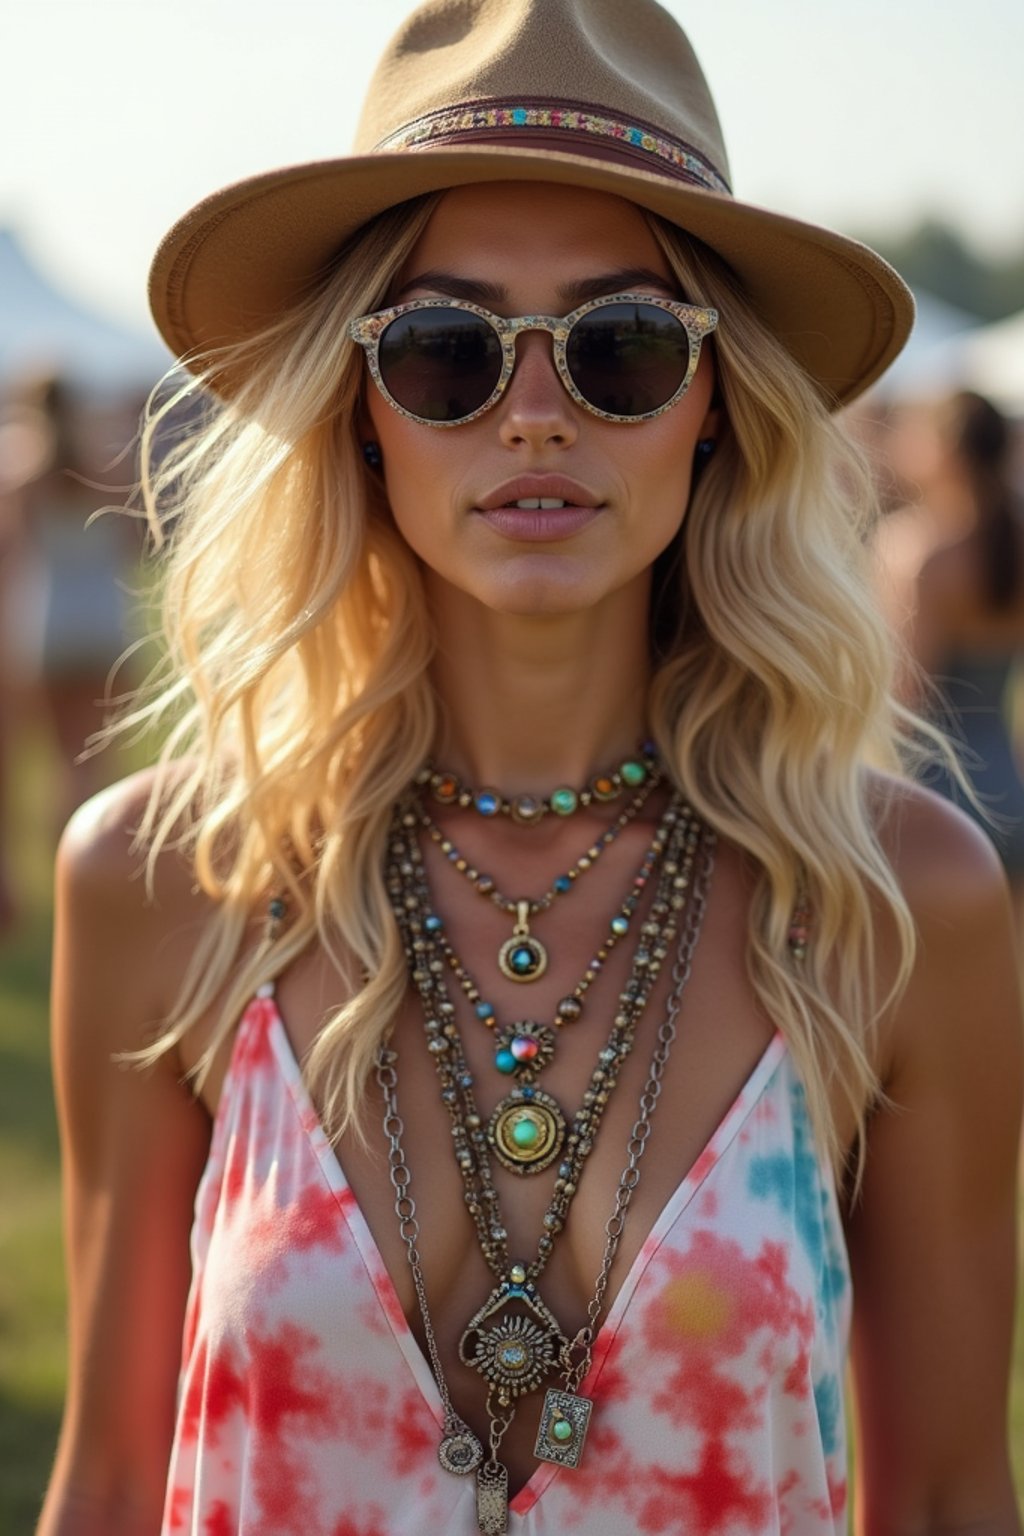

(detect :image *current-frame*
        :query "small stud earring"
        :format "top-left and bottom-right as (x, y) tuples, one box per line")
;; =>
(362, 441), (383, 469)
(695, 437), (716, 465)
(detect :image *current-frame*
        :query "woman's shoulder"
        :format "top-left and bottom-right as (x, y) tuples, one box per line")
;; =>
(57, 761), (220, 1018)
(861, 769), (1017, 1085)
(865, 767), (1008, 914)
(59, 760), (201, 898)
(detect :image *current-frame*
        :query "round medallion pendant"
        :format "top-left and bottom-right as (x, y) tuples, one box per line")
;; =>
(438, 1427), (484, 1476)
(468, 1313), (560, 1398)
(498, 932), (548, 982)
(488, 1088), (566, 1173)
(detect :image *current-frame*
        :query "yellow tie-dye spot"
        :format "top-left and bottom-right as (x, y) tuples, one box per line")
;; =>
(661, 1271), (732, 1338)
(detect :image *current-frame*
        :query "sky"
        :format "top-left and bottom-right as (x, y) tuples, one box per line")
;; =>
(3, 0), (1023, 342)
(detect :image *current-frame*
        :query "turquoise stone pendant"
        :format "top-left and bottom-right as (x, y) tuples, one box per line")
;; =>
(487, 1086), (566, 1174)
(534, 1387), (593, 1469)
(497, 900), (548, 982)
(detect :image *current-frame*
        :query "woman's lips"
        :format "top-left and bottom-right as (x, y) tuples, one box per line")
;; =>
(476, 505), (602, 540)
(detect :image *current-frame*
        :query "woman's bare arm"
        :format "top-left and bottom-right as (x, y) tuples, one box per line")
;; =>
(848, 784), (1023, 1535)
(36, 774), (214, 1536)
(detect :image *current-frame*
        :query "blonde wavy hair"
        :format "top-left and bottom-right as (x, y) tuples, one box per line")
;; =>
(105, 189), (953, 1188)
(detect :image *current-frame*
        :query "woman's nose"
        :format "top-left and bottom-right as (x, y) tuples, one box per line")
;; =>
(496, 332), (579, 449)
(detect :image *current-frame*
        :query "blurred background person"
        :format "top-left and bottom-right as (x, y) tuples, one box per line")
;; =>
(883, 390), (1024, 927)
(0, 390), (57, 933)
(0, 372), (142, 850)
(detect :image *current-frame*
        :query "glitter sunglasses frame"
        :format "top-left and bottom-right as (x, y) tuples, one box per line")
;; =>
(348, 291), (719, 427)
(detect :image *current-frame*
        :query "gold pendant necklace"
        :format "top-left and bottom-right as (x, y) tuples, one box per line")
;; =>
(497, 899), (548, 982)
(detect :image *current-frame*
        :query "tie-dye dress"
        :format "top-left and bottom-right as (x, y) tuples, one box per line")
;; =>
(161, 981), (851, 1535)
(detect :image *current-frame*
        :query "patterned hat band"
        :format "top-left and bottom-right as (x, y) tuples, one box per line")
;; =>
(374, 98), (732, 196)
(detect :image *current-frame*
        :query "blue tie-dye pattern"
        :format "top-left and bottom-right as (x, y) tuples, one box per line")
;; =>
(746, 1072), (848, 1337)
(813, 1372), (843, 1458)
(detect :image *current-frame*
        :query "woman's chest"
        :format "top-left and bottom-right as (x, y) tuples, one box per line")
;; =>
(186, 984), (850, 1507)
(176, 837), (859, 1496)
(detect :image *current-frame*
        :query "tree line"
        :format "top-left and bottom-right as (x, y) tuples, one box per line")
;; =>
(859, 219), (1024, 324)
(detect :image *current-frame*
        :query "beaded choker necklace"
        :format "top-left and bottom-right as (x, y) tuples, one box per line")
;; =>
(387, 795), (714, 1532)
(416, 741), (659, 825)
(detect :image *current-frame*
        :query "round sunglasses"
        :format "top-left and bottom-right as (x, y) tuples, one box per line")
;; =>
(348, 292), (719, 427)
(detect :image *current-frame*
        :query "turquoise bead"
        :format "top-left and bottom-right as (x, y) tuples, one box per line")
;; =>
(611, 915), (629, 936)
(495, 1049), (517, 1074)
(620, 759), (647, 786)
(511, 1116), (540, 1147)
(552, 1418), (573, 1442)
(511, 945), (537, 974)
(550, 787), (578, 816)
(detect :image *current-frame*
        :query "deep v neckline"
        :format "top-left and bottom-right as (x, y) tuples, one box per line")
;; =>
(243, 989), (788, 1516)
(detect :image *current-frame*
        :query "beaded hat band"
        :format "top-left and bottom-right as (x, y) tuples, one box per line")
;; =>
(373, 98), (731, 194)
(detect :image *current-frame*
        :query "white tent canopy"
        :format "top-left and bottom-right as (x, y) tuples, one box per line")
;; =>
(871, 288), (1024, 418)
(0, 227), (170, 394)
(871, 287), (982, 401)
(953, 309), (1024, 418)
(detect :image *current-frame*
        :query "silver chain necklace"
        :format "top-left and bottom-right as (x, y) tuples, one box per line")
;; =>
(375, 827), (716, 1535)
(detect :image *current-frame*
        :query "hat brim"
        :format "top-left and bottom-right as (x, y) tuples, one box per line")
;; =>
(149, 144), (913, 407)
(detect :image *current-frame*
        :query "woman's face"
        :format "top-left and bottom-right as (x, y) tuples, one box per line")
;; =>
(363, 181), (719, 620)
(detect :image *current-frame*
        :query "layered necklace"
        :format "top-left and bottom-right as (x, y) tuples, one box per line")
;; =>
(379, 766), (715, 1534)
(416, 750), (661, 983)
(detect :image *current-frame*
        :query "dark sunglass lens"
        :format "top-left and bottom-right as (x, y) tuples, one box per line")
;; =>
(566, 303), (690, 417)
(377, 309), (503, 422)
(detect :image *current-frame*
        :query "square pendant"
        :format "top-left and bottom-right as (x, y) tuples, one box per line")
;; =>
(533, 1387), (593, 1469)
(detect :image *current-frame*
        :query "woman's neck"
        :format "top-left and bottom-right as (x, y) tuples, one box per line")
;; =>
(427, 578), (653, 791)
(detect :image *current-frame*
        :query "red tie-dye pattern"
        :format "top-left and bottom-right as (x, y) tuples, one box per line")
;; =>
(806, 1469), (848, 1520)
(637, 1442), (773, 1534)
(329, 1513), (390, 1536)
(642, 1231), (815, 1438)
(247, 1320), (343, 1437)
(688, 1144), (719, 1185)
(162, 1006), (849, 1534)
(247, 1182), (348, 1268)
(392, 1385), (441, 1474)
(179, 1336), (247, 1445)
(165, 1482), (190, 1530)
(202, 1500), (235, 1536)
(235, 999), (278, 1071)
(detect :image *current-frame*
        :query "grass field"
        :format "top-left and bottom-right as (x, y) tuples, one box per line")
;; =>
(1, 720), (1022, 1532)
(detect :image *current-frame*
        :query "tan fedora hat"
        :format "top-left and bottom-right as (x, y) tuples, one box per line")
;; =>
(149, 0), (913, 407)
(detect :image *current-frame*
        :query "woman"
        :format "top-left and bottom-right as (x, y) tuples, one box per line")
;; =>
(38, 2), (1023, 1533)
(893, 391), (1024, 925)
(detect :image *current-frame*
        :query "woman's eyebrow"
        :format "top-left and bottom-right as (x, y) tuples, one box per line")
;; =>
(392, 267), (678, 306)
